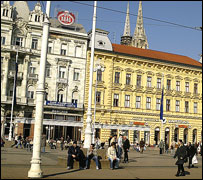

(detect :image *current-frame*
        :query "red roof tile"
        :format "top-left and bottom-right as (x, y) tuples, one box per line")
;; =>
(112, 44), (202, 68)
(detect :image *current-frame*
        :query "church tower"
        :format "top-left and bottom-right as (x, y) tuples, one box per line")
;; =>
(121, 2), (132, 45)
(131, 1), (149, 49)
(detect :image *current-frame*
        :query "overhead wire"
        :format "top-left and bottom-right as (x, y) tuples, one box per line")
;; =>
(70, 1), (201, 31)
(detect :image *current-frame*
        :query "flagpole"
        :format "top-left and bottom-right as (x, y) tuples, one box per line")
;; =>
(8, 47), (18, 141)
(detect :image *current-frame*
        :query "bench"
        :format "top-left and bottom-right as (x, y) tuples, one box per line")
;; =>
(57, 148), (110, 169)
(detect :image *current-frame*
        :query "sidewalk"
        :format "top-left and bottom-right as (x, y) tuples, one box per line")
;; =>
(1, 144), (202, 179)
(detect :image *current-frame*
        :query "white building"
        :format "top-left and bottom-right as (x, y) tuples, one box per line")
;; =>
(1, 1), (88, 141)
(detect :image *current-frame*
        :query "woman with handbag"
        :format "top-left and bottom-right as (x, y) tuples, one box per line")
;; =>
(173, 139), (187, 177)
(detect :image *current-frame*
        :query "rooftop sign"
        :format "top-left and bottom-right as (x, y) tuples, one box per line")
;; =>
(57, 11), (75, 26)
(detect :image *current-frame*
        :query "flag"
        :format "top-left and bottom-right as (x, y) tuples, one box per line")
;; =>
(13, 60), (18, 105)
(160, 88), (164, 121)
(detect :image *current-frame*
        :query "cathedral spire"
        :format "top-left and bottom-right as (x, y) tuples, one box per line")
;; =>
(131, 1), (149, 49)
(121, 1), (132, 46)
(123, 1), (130, 36)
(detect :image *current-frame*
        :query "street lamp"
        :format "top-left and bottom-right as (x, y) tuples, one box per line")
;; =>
(45, 125), (53, 141)
(83, 1), (97, 148)
(92, 64), (105, 144)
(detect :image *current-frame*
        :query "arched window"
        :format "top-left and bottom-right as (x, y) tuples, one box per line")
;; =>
(57, 90), (63, 102)
(27, 86), (35, 99)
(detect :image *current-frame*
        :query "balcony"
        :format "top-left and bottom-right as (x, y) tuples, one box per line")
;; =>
(6, 96), (21, 103)
(10, 45), (31, 54)
(27, 98), (35, 104)
(174, 91), (183, 97)
(8, 71), (23, 80)
(57, 78), (68, 84)
(28, 73), (38, 79)
(145, 87), (154, 93)
(184, 92), (191, 98)
(135, 86), (144, 92)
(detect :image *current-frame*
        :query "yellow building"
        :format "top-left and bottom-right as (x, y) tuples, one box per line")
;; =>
(83, 36), (202, 146)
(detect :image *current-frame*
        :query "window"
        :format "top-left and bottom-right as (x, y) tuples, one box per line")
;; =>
(166, 79), (171, 90)
(72, 99), (78, 105)
(194, 102), (197, 113)
(45, 67), (50, 77)
(147, 76), (152, 87)
(185, 82), (189, 92)
(194, 83), (198, 94)
(176, 81), (180, 91)
(75, 46), (82, 57)
(166, 99), (170, 111)
(57, 90), (63, 102)
(125, 95), (130, 107)
(113, 94), (119, 107)
(61, 44), (67, 55)
(29, 67), (36, 74)
(27, 91), (34, 99)
(157, 78), (161, 89)
(31, 38), (38, 49)
(15, 37), (23, 46)
(136, 96), (141, 109)
(73, 68), (80, 81)
(194, 102), (198, 114)
(176, 100), (180, 112)
(1, 37), (5, 45)
(185, 101), (189, 113)
(137, 75), (141, 87)
(126, 74), (131, 85)
(48, 42), (53, 54)
(146, 97), (151, 109)
(2, 9), (8, 17)
(97, 69), (102, 81)
(45, 91), (48, 101)
(59, 67), (66, 79)
(156, 98), (161, 110)
(115, 72), (120, 84)
(96, 91), (101, 104)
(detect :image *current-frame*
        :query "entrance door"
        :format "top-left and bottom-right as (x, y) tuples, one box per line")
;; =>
(133, 130), (140, 144)
(144, 131), (150, 145)
(23, 124), (31, 138)
(165, 128), (170, 145)
(174, 128), (179, 143)
(184, 128), (188, 144)
(154, 127), (160, 145)
(66, 126), (74, 140)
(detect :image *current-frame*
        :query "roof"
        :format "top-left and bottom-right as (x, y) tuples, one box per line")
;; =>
(112, 44), (202, 68)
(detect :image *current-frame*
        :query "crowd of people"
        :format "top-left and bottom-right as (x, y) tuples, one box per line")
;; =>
(3, 132), (202, 176)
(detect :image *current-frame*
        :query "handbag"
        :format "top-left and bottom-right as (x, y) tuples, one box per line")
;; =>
(192, 155), (198, 164)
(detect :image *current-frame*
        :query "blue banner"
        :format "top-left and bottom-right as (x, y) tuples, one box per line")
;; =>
(160, 88), (164, 121)
(45, 101), (77, 108)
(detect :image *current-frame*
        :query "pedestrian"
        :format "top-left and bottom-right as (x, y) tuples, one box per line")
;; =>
(16, 133), (22, 148)
(170, 140), (176, 155)
(60, 136), (64, 151)
(41, 134), (46, 153)
(67, 141), (85, 170)
(117, 134), (123, 159)
(191, 143), (198, 168)
(11, 134), (18, 148)
(95, 137), (101, 149)
(108, 135), (113, 147)
(165, 142), (169, 154)
(139, 138), (145, 154)
(173, 139), (187, 177)
(107, 142), (120, 170)
(123, 136), (130, 163)
(1, 138), (5, 147)
(85, 144), (99, 170)
(110, 134), (117, 145)
(158, 139), (164, 154)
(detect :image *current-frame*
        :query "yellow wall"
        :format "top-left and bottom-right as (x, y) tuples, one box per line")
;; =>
(83, 49), (202, 146)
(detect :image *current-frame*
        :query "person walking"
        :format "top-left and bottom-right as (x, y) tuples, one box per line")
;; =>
(139, 138), (145, 154)
(165, 142), (169, 154)
(60, 136), (64, 151)
(159, 140), (164, 154)
(67, 141), (85, 170)
(173, 139), (187, 177)
(117, 134), (123, 159)
(170, 140), (176, 155)
(123, 136), (130, 163)
(107, 142), (120, 170)
(15, 133), (22, 148)
(85, 144), (99, 170)
(41, 134), (46, 153)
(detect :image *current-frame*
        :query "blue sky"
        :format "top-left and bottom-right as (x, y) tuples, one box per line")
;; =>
(10, 1), (202, 61)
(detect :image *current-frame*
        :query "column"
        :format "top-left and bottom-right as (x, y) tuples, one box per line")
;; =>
(21, 56), (30, 103)
(1, 55), (10, 101)
(179, 128), (184, 141)
(150, 127), (155, 146)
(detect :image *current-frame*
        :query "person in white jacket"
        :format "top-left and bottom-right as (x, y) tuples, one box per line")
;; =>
(117, 134), (123, 159)
(107, 142), (120, 170)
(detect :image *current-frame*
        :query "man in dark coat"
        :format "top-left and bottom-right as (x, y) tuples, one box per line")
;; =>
(187, 142), (196, 168)
(123, 136), (130, 163)
(139, 138), (145, 154)
(174, 139), (187, 176)
(67, 141), (85, 170)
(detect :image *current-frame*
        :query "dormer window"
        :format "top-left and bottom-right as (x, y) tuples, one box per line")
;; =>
(98, 40), (105, 47)
(2, 9), (8, 17)
(35, 15), (40, 22)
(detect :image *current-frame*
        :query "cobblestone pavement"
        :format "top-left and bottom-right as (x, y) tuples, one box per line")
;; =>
(1, 144), (202, 179)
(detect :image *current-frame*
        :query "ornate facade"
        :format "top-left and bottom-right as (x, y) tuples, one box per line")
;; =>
(85, 32), (202, 146)
(1, 1), (88, 141)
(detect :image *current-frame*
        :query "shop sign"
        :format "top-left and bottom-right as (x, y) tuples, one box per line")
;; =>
(57, 11), (75, 26)
(45, 101), (77, 108)
(134, 122), (145, 126)
(178, 125), (188, 128)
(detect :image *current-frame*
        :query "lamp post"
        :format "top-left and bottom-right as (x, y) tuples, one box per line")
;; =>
(28, 1), (51, 178)
(92, 64), (104, 144)
(84, 1), (97, 148)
